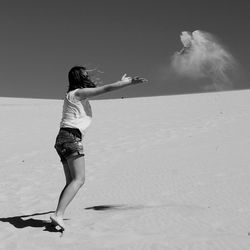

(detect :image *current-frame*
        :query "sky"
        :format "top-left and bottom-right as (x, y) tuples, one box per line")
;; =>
(0, 0), (250, 99)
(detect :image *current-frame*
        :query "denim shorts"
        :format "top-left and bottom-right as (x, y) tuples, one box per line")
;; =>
(54, 127), (84, 162)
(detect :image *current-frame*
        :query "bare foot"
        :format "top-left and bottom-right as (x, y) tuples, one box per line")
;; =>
(50, 214), (65, 231)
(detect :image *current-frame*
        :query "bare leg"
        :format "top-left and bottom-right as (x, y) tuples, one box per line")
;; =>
(63, 160), (73, 184)
(51, 154), (85, 230)
(55, 155), (85, 215)
(57, 161), (73, 203)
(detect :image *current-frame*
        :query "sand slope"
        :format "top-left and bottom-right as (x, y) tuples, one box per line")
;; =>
(0, 90), (250, 249)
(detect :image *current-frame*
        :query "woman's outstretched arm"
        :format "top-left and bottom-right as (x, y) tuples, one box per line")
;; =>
(75, 74), (147, 100)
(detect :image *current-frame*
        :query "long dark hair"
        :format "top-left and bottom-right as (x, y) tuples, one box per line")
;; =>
(67, 66), (96, 92)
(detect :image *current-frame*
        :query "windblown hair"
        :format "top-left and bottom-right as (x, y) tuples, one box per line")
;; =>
(67, 66), (96, 92)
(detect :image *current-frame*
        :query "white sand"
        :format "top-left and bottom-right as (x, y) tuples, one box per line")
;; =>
(0, 90), (250, 249)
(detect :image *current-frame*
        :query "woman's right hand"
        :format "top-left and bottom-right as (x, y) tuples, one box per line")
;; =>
(121, 74), (132, 84)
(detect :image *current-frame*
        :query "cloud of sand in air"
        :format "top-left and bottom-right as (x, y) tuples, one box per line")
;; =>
(171, 30), (238, 91)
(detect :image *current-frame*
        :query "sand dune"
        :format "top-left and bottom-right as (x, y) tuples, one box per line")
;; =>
(0, 90), (250, 249)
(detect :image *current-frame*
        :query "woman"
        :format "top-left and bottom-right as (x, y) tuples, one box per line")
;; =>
(51, 66), (147, 230)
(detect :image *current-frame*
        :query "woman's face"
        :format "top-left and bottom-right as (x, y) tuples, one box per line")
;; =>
(81, 69), (89, 78)
(81, 69), (96, 88)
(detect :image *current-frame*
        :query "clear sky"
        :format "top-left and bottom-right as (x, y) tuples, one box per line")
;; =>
(1, 0), (250, 99)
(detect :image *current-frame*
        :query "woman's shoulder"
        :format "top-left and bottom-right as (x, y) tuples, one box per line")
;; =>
(66, 89), (79, 102)
(67, 89), (88, 103)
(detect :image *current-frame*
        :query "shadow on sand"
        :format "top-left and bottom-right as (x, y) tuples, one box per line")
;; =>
(85, 204), (145, 211)
(0, 211), (62, 233)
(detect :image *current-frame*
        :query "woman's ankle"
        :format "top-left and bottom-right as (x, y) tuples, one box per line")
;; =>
(55, 211), (64, 218)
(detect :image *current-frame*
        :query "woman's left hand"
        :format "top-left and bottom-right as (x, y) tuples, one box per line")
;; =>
(131, 76), (148, 85)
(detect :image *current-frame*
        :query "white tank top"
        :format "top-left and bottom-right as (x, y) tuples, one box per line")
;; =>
(60, 89), (92, 136)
